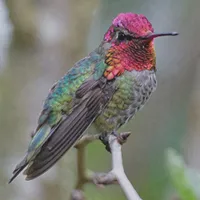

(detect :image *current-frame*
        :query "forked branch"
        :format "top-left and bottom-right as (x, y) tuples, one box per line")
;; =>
(71, 133), (142, 200)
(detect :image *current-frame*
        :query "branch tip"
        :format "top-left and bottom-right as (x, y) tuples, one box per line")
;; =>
(117, 132), (131, 145)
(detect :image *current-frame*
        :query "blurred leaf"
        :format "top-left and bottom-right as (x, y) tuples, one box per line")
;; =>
(165, 148), (200, 200)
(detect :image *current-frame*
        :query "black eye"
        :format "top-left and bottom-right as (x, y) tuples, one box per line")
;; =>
(117, 32), (126, 41)
(117, 32), (133, 42)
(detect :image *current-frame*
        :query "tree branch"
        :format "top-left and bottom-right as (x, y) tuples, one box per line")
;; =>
(109, 134), (142, 200)
(71, 133), (142, 200)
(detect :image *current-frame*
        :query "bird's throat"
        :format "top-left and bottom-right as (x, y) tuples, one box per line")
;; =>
(104, 42), (156, 80)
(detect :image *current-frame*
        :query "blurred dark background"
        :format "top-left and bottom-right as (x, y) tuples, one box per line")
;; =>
(0, 0), (199, 199)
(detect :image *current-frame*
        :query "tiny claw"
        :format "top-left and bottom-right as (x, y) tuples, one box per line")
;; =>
(99, 134), (108, 145)
(99, 134), (111, 153)
(105, 144), (111, 153)
(99, 132), (131, 152)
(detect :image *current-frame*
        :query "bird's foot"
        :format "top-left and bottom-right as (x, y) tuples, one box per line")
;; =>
(99, 131), (131, 153)
(99, 134), (111, 153)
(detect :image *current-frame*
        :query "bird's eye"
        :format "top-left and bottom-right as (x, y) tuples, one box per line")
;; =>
(117, 32), (126, 41)
(117, 32), (133, 42)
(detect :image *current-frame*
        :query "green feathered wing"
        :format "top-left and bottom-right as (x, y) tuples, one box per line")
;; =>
(9, 51), (116, 182)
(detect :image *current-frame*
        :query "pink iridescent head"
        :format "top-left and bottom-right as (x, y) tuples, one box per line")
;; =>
(103, 13), (178, 80)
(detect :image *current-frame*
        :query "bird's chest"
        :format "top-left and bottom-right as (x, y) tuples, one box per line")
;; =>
(94, 70), (157, 133)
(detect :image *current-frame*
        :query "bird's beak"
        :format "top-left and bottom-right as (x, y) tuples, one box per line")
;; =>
(142, 32), (179, 40)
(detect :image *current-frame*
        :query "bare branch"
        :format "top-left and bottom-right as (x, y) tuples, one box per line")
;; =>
(109, 134), (142, 200)
(71, 133), (142, 200)
(75, 135), (99, 148)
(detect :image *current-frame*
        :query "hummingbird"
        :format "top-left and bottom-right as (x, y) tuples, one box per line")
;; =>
(9, 13), (178, 183)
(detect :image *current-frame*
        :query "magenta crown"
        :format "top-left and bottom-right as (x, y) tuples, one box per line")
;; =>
(112, 13), (154, 36)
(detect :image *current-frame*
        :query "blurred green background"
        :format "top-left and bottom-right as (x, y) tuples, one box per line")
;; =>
(1, 0), (200, 199)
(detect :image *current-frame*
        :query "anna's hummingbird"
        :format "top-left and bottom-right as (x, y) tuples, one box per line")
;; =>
(9, 13), (178, 183)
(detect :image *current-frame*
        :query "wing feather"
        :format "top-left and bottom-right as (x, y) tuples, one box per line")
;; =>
(9, 51), (114, 182)
(24, 85), (114, 180)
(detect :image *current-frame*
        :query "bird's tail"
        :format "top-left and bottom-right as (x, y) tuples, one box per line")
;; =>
(8, 156), (28, 183)
(9, 124), (52, 183)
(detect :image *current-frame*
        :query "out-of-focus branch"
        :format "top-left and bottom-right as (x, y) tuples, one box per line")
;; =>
(71, 133), (142, 200)
(74, 135), (100, 190)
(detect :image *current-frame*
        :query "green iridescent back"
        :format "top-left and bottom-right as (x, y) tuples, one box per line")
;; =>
(37, 51), (108, 128)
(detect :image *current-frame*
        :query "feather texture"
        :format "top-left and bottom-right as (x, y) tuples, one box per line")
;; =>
(9, 48), (114, 182)
(24, 81), (115, 180)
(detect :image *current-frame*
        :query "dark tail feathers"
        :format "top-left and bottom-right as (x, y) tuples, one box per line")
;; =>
(8, 156), (28, 183)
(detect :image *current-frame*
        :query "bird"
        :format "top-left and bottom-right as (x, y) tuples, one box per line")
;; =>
(9, 12), (178, 183)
